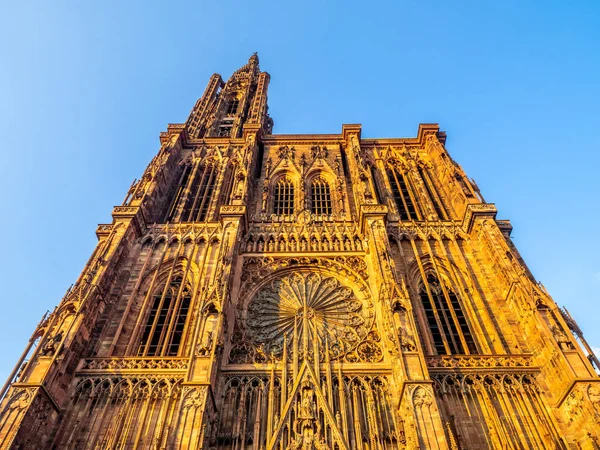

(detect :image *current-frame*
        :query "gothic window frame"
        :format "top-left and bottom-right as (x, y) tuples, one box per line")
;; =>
(385, 165), (420, 221)
(309, 176), (333, 217)
(417, 163), (449, 220)
(165, 159), (220, 223)
(271, 175), (296, 217)
(136, 273), (193, 357)
(183, 161), (219, 222)
(164, 162), (193, 222)
(418, 272), (477, 355)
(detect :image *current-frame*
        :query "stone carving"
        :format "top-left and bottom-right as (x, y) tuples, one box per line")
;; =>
(79, 358), (189, 372)
(551, 324), (575, 350)
(196, 331), (214, 357)
(182, 386), (208, 410)
(238, 272), (375, 362)
(398, 328), (416, 352)
(40, 330), (64, 357)
(413, 386), (433, 408)
(277, 145), (296, 163)
(243, 220), (364, 254)
(240, 256), (369, 289)
(426, 354), (534, 372)
(310, 145), (328, 161)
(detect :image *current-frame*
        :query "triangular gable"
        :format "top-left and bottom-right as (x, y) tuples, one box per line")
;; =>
(267, 361), (348, 450)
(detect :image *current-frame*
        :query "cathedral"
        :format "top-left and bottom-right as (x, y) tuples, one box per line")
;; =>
(1, 54), (600, 450)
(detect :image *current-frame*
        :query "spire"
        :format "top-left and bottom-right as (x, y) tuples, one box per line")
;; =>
(186, 54), (271, 138)
(249, 52), (259, 68)
(231, 52), (260, 77)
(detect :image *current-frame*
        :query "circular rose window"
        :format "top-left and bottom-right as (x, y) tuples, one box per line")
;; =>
(243, 272), (372, 361)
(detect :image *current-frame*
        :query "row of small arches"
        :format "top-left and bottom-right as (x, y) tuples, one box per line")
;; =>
(243, 234), (364, 253)
(74, 377), (182, 398)
(139, 234), (221, 247)
(433, 373), (536, 393)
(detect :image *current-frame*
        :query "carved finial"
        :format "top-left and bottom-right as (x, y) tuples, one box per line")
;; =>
(249, 52), (259, 66)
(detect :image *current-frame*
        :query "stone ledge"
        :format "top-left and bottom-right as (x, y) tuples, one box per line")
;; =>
(425, 354), (537, 373)
(462, 203), (498, 233)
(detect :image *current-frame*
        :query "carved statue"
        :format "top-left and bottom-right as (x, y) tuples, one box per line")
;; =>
(40, 331), (63, 357)
(196, 331), (214, 357)
(399, 328), (416, 352)
(299, 388), (315, 420)
(551, 325), (574, 351)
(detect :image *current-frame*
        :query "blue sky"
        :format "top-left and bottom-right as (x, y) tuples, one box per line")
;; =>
(0, 1), (599, 381)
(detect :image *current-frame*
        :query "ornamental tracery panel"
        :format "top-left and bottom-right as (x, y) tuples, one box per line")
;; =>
(229, 271), (380, 364)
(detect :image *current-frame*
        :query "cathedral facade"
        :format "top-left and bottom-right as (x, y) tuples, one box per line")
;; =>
(1, 54), (599, 449)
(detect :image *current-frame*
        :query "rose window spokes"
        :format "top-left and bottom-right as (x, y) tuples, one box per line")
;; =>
(244, 272), (372, 361)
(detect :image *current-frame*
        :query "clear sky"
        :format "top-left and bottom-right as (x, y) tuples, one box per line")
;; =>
(0, 1), (599, 381)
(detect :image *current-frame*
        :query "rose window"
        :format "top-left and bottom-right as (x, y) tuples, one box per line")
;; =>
(243, 272), (373, 360)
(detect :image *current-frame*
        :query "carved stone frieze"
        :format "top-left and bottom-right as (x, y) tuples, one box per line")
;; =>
(240, 256), (370, 291)
(139, 222), (222, 245)
(425, 354), (536, 373)
(79, 357), (189, 373)
(242, 220), (365, 253)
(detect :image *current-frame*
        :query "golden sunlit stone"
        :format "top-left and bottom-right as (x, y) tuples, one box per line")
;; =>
(0, 54), (599, 449)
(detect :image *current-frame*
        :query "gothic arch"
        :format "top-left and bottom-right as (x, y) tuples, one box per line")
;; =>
(306, 171), (337, 217)
(269, 171), (300, 216)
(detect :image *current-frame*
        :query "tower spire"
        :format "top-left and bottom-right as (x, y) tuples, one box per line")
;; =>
(186, 53), (271, 139)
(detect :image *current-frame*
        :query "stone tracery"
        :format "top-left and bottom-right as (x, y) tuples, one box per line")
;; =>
(231, 271), (377, 363)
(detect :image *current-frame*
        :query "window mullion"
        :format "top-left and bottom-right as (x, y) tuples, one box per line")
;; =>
(155, 286), (177, 356)
(193, 167), (209, 221)
(164, 164), (191, 222)
(402, 173), (421, 221)
(421, 280), (452, 355)
(162, 279), (187, 356)
(395, 171), (412, 220)
(424, 168), (448, 219)
(189, 165), (208, 221)
(143, 285), (170, 357)
(437, 281), (470, 354)
(198, 166), (217, 221)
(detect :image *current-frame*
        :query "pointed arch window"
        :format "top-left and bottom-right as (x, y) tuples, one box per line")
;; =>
(137, 276), (192, 357)
(418, 166), (448, 220)
(387, 168), (418, 220)
(166, 162), (219, 222)
(310, 178), (332, 216)
(273, 178), (294, 216)
(183, 163), (218, 222)
(165, 163), (192, 221)
(419, 273), (477, 355)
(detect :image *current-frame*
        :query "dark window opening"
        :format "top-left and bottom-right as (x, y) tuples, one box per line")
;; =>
(310, 178), (332, 216)
(387, 168), (417, 220)
(273, 179), (294, 216)
(419, 273), (476, 355)
(418, 167), (447, 220)
(180, 164), (218, 222)
(226, 98), (239, 115)
(138, 276), (191, 357)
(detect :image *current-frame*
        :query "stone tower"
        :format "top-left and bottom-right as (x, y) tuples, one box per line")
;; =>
(1, 55), (599, 450)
